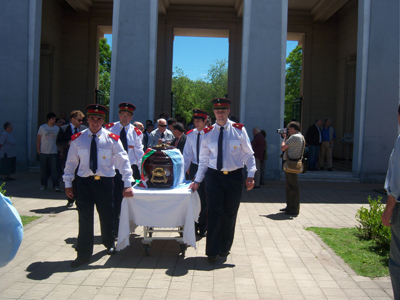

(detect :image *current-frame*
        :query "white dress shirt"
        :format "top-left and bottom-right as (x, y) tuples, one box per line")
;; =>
(195, 119), (256, 183)
(107, 121), (144, 169)
(63, 128), (133, 188)
(182, 128), (204, 172)
(385, 135), (400, 202)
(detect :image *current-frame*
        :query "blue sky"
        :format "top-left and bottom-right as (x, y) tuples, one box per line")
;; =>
(104, 34), (298, 81)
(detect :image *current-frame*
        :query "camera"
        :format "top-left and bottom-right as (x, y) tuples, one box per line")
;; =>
(277, 128), (287, 134)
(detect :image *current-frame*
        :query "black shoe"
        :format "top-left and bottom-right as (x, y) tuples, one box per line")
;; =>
(285, 210), (299, 216)
(71, 256), (90, 268)
(279, 207), (289, 212)
(328, 168), (332, 171)
(107, 244), (117, 255)
(66, 201), (74, 208)
(219, 251), (230, 257)
(207, 255), (217, 261)
(198, 230), (207, 237)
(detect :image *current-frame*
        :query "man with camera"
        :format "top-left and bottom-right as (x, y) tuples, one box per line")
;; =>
(280, 121), (304, 216)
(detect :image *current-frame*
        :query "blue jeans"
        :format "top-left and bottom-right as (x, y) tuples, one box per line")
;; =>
(308, 145), (319, 170)
(39, 153), (59, 188)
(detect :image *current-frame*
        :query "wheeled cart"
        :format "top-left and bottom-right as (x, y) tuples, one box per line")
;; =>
(116, 184), (201, 256)
(142, 226), (186, 256)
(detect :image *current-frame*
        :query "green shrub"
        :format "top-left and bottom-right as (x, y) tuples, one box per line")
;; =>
(0, 182), (6, 195)
(355, 195), (391, 251)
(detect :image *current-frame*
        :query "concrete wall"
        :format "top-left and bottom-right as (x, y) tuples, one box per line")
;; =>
(0, 0), (42, 169)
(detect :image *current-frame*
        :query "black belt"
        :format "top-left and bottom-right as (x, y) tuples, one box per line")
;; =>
(208, 167), (242, 175)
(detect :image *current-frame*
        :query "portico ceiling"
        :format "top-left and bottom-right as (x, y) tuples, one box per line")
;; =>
(67, 0), (349, 22)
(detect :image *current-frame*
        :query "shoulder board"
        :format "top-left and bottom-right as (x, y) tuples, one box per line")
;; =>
(203, 126), (214, 134)
(233, 123), (244, 130)
(105, 123), (115, 129)
(109, 133), (120, 141)
(71, 132), (82, 141)
(134, 127), (142, 136)
(186, 129), (194, 135)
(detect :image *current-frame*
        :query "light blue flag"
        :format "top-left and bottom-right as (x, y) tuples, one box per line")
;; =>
(162, 148), (185, 188)
(0, 193), (23, 268)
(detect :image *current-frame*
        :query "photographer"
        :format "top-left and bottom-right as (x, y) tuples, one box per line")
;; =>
(280, 121), (304, 216)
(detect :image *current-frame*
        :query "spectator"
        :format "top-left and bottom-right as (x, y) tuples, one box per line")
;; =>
(167, 118), (177, 129)
(0, 122), (17, 181)
(37, 112), (61, 191)
(171, 122), (187, 153)
(305, 119), (322, 171)
(251, 127), (265, 188)
(319, 118), (336, 171)
(381, 104), (400, 300)
(60, 111), (69, 124)
(57, 110), (87, 207)
(280, 121), (304, 216)
(260, 130), (267, 185)
(148, 118), (173, 147)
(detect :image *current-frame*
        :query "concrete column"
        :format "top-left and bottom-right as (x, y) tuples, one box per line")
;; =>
(240, 0), (288, 179)
(353, 0), (400, 182)
(110, 0), (158, 123)
(0, 0), (42, 169)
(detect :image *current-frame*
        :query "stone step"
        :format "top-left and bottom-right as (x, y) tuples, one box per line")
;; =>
(280, 171), (360, 182)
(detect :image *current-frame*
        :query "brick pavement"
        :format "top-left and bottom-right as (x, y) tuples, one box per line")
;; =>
(0, 172), (394, 299)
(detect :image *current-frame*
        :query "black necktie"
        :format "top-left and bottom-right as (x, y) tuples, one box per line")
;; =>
(217, 127), (224, 171)
(161, 132), (165, 139)
(120, 127), (128, 152)
(196, 132), (201, 164)
(90, 135), (97, 173)
(74, 127), (78, 134)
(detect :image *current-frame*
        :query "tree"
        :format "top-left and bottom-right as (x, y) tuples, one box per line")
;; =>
(172, 59), (228, 122)
(285, 45), (302, 124)
(99, 38), (112, 107)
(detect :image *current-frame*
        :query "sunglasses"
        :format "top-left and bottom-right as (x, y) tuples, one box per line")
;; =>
(75, 118), (83, 122)
(159, 124), (167, 127)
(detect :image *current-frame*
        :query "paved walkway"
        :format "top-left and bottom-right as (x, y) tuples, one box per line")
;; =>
(0, 172), (394, 299)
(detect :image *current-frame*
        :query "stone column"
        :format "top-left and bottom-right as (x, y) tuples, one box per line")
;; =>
(110, 0), (158, 123)
(240, 0), (288, 179)
(0, 0), (42, 169)
(353, 0), (400, 182)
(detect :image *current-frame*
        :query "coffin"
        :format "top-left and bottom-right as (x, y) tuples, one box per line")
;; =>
(142, 144), (175, 188)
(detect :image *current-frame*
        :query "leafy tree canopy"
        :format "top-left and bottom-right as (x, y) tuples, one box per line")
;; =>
(285, 45), (302, 125)
(99, 38), (111, 107)
(172, 59), (228, 123)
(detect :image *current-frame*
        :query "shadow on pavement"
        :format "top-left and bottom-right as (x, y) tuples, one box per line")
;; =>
(30, 205), (74, 214)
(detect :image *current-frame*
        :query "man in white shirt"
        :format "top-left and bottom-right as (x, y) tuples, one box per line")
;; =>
(37, 112), (61, 191)
(183, 109), (209, 237)
(63, 104), (133, 268)
(190, 98), (256, 261)
(105, 102), (143, 235)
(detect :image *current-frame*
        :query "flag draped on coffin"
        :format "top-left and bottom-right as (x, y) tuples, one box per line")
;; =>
(0, 192), (23, 268)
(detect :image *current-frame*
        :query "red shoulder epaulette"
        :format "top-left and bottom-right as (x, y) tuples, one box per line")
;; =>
(109, 133), (120, 141)
(105, 123), (115, 129)
(203, 126), (214, 134)
(71, 132), (82, 141)
(134, 127), (142, 136)
(186, 129), (194, 135)
(233, 123), (244, 130)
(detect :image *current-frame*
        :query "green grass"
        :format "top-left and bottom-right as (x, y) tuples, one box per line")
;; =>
(20, 215), (41, 226)
(306, 227), (389, 277)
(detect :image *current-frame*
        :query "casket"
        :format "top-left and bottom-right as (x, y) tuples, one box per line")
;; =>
(142, 144), (175, 188)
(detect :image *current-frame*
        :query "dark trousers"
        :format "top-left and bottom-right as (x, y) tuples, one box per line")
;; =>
(285, 172), (300, 214)
(39, 153), (59, 188)
(75, 176), (114, 257)
(204, 168), (243, 256)
(390, 203), (400, 300)
(188, 163), (207, 233)
(308, 145), (319, 170)
(132, 164), (140, 181)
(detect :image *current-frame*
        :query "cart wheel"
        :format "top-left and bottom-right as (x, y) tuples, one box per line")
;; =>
(143, 244), (150, 256)
(178, 226), (183, 237)
(179, 243), (187, 256)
